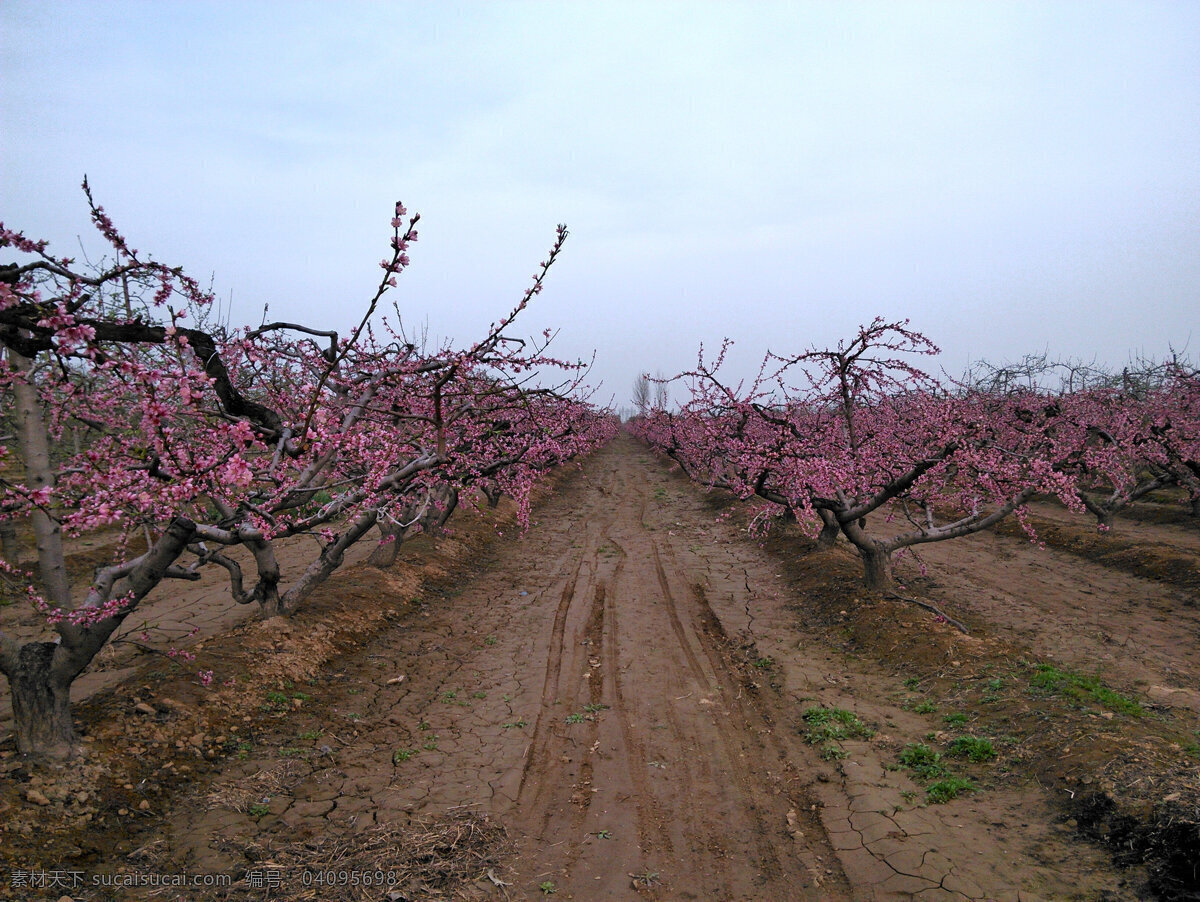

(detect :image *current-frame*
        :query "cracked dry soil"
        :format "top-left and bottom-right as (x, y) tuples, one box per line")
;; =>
(149, 434), (1136, 901)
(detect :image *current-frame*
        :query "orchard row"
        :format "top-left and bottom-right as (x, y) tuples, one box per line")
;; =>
(0, 186), (617, 760)
(630, 319), (1199, 590)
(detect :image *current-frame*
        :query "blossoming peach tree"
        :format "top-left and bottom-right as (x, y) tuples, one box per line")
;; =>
(959, 354), (1200, 528)
(0, 183), (613, 760)
(632, 319), (1099, 590)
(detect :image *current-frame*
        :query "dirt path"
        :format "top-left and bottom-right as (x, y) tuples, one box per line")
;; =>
(155, 435), (1132, 900)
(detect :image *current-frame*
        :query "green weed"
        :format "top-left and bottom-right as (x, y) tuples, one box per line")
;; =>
(927, 777), (975, 804)
(899, 743), (948, 781)
(801, 707), (874, 744)
(947, 735), (997, 762)
(1030, 664), (1143, 716)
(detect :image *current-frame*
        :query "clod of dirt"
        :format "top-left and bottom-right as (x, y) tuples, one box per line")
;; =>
(1073, 792), (1200, 899)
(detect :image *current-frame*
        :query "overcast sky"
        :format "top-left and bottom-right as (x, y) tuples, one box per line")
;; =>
(3, 2), (1198, 408)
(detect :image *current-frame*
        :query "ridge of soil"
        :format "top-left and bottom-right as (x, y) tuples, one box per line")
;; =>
(996, 503), (1200, 592)
(1, 434), (1197, 900)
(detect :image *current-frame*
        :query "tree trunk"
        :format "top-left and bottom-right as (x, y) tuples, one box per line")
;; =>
(0, 519), (19, 564)
(816, 509), (840, 549)
(2, 516), (198, 761)
(1078, 491), (1117, 531)
(420, 486), (458, 533)
(840, 517), (893, 591)
(857, 544), (893, 590)
(367, 521), (406, 568)
(278, 509), (378, 615)
(10, 348), (70, 606)
(240, 531), (281, 616)
(4, 642), (77, 761)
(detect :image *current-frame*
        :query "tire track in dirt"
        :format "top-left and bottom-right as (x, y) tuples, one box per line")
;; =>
(516, 558), (586, 808)
(510, 472), (839, 899)
(652, 534), (831, 889)
(509, 478), (676, 893)
(597, 547), (661, 858)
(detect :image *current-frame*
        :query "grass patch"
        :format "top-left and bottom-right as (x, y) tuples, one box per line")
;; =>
(899, 742), (948, 781)
(947, 735), (997, 762)
(1030, 664), (1144, 716)
(927, 776), (975, 804)
(801, 707), (874, 744)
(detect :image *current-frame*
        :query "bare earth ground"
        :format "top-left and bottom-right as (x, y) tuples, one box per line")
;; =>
(884, 502), (1200, 717)
(2, 434), (1198, 900)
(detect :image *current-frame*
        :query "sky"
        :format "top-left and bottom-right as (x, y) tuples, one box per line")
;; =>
(2, 1), (1198, 411)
